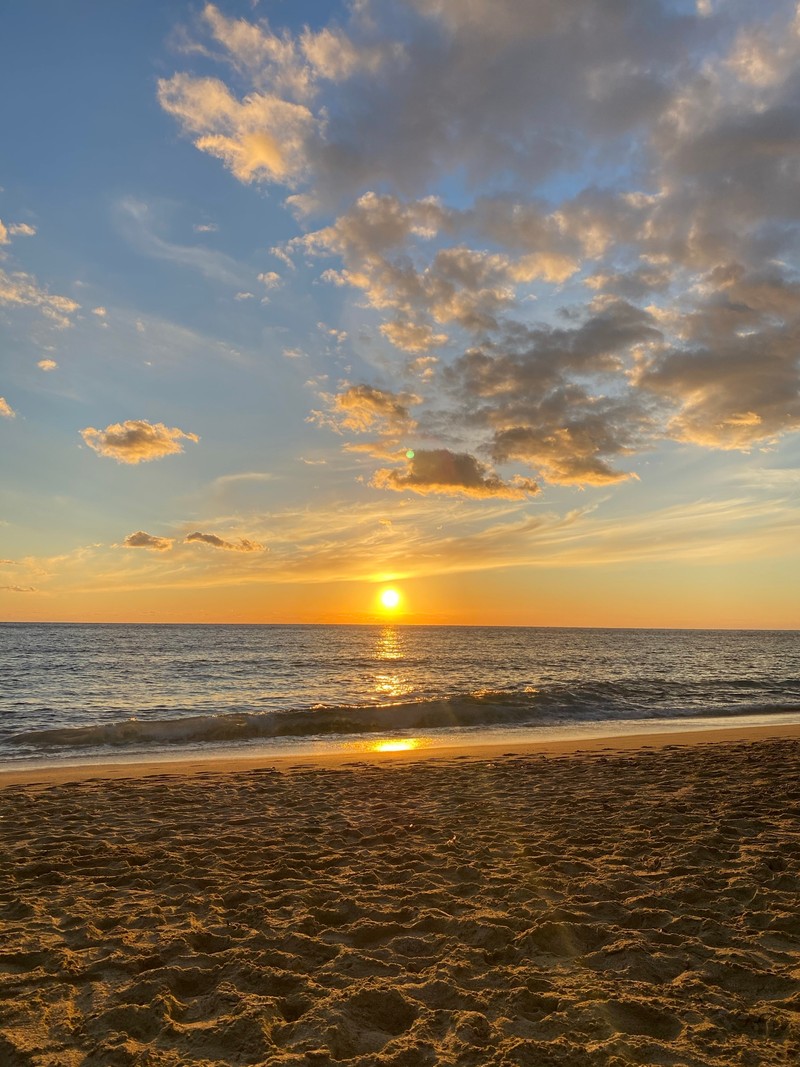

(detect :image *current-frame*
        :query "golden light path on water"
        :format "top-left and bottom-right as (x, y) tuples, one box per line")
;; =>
(351, 626), (429, 753)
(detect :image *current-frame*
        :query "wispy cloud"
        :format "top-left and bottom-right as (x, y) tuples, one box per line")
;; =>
(211, 471), (277, 488)
(185, 531), (264, 552)
(0, 268), (79, 327)
(116, 198), (247, 286)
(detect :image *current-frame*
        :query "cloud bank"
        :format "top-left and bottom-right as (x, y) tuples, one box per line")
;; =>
(158, 0), (800, 495)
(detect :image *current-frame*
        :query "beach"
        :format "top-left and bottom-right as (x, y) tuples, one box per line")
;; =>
(1, 726), (799, 1066)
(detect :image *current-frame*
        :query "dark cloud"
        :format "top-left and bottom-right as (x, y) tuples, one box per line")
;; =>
(122, 531), (174, 551)
(633, 262), (800, 449)
(185, 531), (264, 552)
(373, 448), (538, 499)
(441, 302), (660, 485)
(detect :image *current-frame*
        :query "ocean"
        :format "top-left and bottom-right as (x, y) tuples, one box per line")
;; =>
(1, 624), (799, 767)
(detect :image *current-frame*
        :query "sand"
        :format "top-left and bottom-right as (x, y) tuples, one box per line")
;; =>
(1, 729), (799, 1065)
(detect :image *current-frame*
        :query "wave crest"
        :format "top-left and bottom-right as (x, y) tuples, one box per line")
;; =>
(11, 684), (799, 752)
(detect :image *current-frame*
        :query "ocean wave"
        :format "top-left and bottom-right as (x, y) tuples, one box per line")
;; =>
(9, 685), (800, 751)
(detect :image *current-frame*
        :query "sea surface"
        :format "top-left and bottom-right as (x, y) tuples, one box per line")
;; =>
(1, 624), (799, 767)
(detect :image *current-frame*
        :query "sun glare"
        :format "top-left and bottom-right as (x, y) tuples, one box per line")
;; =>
(380, 588), (401, 610)
(372, 738), (422, 753)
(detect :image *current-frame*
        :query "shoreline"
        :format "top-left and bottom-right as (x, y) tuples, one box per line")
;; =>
(2, 719), (799, 788)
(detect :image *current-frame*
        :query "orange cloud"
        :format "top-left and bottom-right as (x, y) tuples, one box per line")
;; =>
(0, 268), (79, 327)
(312, 383), (419, 436)
(80, 420), (199, 464)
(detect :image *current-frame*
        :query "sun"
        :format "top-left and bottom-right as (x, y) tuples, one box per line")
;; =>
(380, 588), (401, 610)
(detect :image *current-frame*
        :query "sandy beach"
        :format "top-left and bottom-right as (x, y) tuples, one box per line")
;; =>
(1, 727), (799, 1065)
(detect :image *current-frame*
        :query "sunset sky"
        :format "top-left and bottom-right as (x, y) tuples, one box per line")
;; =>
(2, 0), (799, 626)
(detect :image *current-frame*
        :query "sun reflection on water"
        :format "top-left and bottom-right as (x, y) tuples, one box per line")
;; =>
(370, 737), (425, 753)
(373, 626), (414, 698)
(376, 626), (403, 661)
(373, 672), (411, 697)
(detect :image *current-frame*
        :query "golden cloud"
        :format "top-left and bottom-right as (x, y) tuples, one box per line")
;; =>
(80, 420), (199, 464)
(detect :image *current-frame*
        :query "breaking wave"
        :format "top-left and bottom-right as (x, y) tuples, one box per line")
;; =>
(10, 683), (800, 753)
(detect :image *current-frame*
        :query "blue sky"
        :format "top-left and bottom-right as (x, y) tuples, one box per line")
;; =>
(2, 0), (799, 625)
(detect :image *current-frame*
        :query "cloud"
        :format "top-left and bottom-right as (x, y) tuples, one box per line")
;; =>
(162, 0), (692, 202)
(635, 264), (800, 449)
(158, 0), (800, 499)
(211, 471), (277, 488)
(194, 222), (218, 232)
(185, 531), (264, 552)
(441, 301), (660, 485)
(80, 420), (199, 464)
(257, 270), (281, 299)
(373, 448), (539, 500)
(310, 383), (419, 436)
(116, 199), (246, 285)
(291, 192), (577, 352)
(157, 4), (396, 191)
(0, 397), (15, 418)
(157, 72), (317, 185)
(0, 585), (37, 593)
(37, 359), (58, 371)
(122, 531), (174, 551)
(92, 306), (107, 317)
(0, 220), (36, 244)
(0, 268), (79, 327)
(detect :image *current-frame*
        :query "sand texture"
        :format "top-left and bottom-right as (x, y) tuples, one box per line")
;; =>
(1, 738), (799, 1066)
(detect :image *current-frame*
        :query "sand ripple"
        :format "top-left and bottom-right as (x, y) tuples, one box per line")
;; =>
(1, 739), (799, 1065)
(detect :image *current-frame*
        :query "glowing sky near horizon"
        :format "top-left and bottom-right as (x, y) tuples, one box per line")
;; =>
(1, 0), (800, 626)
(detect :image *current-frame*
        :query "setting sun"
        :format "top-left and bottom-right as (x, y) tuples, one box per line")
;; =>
(380, 588), (401, 610)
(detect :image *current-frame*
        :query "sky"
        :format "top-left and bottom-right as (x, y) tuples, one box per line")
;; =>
(1, 0), (799, 627)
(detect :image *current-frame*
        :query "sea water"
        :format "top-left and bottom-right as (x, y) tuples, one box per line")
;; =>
(1, 624), (798, 767)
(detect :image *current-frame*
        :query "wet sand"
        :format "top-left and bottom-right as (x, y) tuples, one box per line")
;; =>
(1, 727), (799, 1065)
